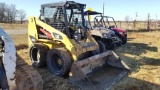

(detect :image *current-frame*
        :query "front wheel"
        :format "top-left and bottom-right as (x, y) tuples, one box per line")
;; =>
(123, 37), (127, 44)
(97, 41), (106, 53)
(46, 48), (72, 76)
(116, 36), (122, 47)
(29, 44), (49, 68)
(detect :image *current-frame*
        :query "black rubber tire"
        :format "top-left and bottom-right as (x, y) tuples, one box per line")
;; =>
(107, 43), (116, 50)
(97, 41), (106, 53)
(116, 36), (122, 47)
(0, 59), (9, 89)
(29, 44), (49, 68)
(123, 37), (127, 44)
(46, 48), (72, 76)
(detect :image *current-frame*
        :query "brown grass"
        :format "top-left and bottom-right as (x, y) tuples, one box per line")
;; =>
(12, 34), (28, 47)
(0, 23), (27, 30)
(15, 31), (160, 90)
(111, 31), (160, 90)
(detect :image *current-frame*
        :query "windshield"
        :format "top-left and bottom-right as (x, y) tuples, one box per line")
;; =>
(66, 9), (84, 27)
(84, 14), (104, 28)
(41, 5), (86, 29)
(94, 16), (105, 27)
(103, 17), (116, 27)
(42, 7), (65, 23)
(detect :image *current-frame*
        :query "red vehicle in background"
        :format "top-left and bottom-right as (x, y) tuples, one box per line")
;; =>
(102, 16), (127, 44)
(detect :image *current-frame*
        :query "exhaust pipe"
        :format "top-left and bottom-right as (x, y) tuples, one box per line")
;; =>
(68, 51), (129, 90)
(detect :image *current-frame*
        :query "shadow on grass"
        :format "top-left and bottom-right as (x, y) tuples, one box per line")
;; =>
(16, 44), (28, 50)
(115, 42), (158, 71)
(127, 38), (135, 41)
(112, 41), (160, 90)
(119, 42), (158, 55)
(112, 77), (160, 90)
(35, 66), (79, 90)
(16, 54), (43, 89)
(124, 56), (160, 72)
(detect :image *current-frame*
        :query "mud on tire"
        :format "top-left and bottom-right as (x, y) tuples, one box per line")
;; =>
(46, 48), (72, 76)
(97, 41), (106, 53)
(123, 37), (127, 44)
(116, 36), (122, 47)
(29, 44), (49, 68)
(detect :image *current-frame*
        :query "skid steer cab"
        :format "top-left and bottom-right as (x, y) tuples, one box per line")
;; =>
(28, 1), (129, 90)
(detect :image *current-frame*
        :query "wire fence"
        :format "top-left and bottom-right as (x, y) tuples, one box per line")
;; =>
(0, 21), (160, 47)
(115, 21), (160, 31)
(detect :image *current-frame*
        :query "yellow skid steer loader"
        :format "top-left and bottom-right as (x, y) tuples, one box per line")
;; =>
(28, 1), (129, 90)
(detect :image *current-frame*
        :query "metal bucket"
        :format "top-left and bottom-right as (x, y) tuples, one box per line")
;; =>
(69, 51), (129, 90)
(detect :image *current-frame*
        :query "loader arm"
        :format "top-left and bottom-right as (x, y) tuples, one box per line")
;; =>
(28, 16), (98, 61)
(28, 17), (77, 60)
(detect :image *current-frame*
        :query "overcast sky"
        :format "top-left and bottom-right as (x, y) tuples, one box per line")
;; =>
(0, 0), (159, 21)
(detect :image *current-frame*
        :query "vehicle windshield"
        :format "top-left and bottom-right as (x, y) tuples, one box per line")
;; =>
(41, 4), (86, 29)
(103, 17), (116, 27)
(43, 7), (65, 23)
(66, 8), (84, 27)
(94, 16), (105, 27)
(85, 14), (104, 29)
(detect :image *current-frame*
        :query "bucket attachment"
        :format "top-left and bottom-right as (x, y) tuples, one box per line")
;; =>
(68, 51), (129, 90)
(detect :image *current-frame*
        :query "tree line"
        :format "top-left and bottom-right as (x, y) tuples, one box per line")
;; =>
(0, 2), (26, 24)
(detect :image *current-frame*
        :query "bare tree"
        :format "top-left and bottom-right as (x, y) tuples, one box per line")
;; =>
(5, 5), (11, 22)
(0, 2), (25, 23)
(18, 9), (26, 24)
(0, 2), (7, 22)
(9, 4), (17, 23)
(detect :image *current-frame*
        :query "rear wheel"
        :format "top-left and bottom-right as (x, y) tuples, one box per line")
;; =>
(29, 44), (49, 68)
(46, 48), (72, 76)
(107, 43), (116, 50)
(97, 41), (106, 53)
(123, 37), (127, 44)
(116, 36), (122, 47)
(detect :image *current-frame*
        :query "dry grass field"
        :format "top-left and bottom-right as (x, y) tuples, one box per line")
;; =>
(14, 31), (160, 90)
(111, 31), (160, 90)
(0, 23), (27, 30)
(1, 23), (160, 90)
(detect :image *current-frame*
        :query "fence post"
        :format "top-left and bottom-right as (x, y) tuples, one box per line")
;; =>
(133, 20), (136, 30)
(147, 13), (150, 31)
